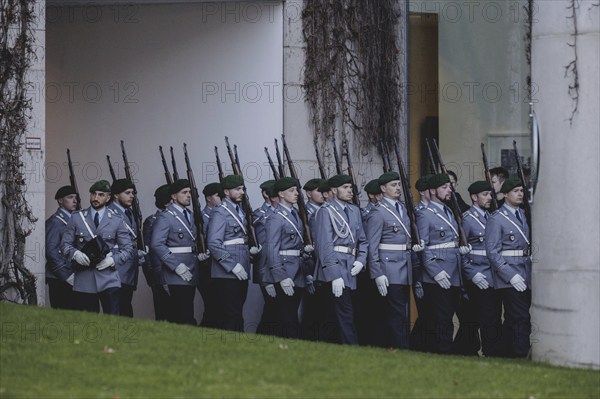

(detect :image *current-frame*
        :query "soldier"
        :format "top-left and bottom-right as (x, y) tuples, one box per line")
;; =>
(60, 180), (135, 314)
(318, 181), (333, 202)
(446, 170), (470, 213)
(108, 179), (144, 317)
(151, 179), (200, 325)
(490, 167), (510, 206)
(142, 184), (172, 321)
(207, 174), (260, 332)
(366, 172), (425, 349)
(416, 173), (471, 354)
(361, 179), (382, 220)
(486, 177), (532, 358)
(314, 174), (368, 345)
(461, 180), (503, 356)
(45, 185), (78, 310)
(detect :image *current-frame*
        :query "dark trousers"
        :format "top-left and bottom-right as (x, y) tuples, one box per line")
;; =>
(119, 284), (135, 318)
(168, 285), (196, 325)
(214, 278), (248, 332)
(274, 285), (304, 339)
(150, 285), (171, 321)
(382, 285), (411, 349)
(422, 283), (460, 354)
(47, 278), (75, 311)
(498, 288), (531, 358)
(332, 287), (358, 345)
(468, 284), (503, 356)
(452, 288), (481, 356)
(353, 270), (380, 346)
(410, 288), (427, 351)
(300, 283), (339, 343)
(256, 285), (280, 336)
(197, 263), (218, 328)
(75, 287), (120, 315)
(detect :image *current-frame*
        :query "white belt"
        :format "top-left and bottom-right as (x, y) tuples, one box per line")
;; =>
(224, 238), (246, 246)
(170, 247), (193, 254)
(279, 250), (301, 257)
(501, 250), (527, 257)
(378, 243), (408, 251)
(333, 246), (356, 255)
(427, 242), (457, 250)
(470, 250), (487, 256)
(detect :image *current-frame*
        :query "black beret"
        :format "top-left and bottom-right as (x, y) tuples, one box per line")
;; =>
(427, 173), (450, 189)
(500, 177), (523, 193)
(364, 179), (382, 195)
(327, 174), (352, 188)
(274, 177), (297, 193)
(378, 172), (400, 186)
(154, 184), (171, 207)
(317, 182), (331, 193)
(89, 180), (111, 193)
(303, 178), (325, 191)
(415, 174), (433, 191)
(202, 182), (222, 196)
(55, 185), (77, 200)
(111, 178), (134, 195)
(468, 180), (492, 195)
(221, 174), (244, 189)
(170, 179), (191, 194)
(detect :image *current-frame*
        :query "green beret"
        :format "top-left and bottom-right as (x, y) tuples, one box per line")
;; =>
(364, 179), (382, 195)
(317, 182), (331, 193)
(415, 174), (433, 191)
(274, 177), (297, 193)
(500, 177), (523, 193)
(55, 185), (77, 200)
(202, 182), (222, 196)
(259, 180), (276, 192)
(170, 179), (190, 194)
(111, 178), (134, 195)
(427, 173), (450, 189)
(221, 174), (244, 190)
(303, 178), (325, 191)
(378, 172), (400, 186)
(154, 184), (171, 207)
(89, 180), (111, 193)
(327, 174), (352, 188)
(468, 180), (492, 195)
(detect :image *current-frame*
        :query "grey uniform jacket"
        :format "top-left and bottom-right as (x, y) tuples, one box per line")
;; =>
(107, 203), (139, 288)
(61, 207), (134, 293)
(366, 201), (413, 285)
(485, 205), (532, 289)
(252, 203), (275, 284)
(142, 210), (165, 287)
(361, 201), (377, 222)
(303, 202), (321, 278)
(150, 204), (200, 286)
(411, 202), (427, 283)
(314, 200), (368, 289)
(263, 204), (306, 287)
(45, 208), (73, 281)
(207, 199), (251, 279)
(416, 203), (461, 287)
(461, 206), (494, 286)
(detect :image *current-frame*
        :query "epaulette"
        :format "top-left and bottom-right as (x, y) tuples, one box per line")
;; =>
(321, 202), (332, 208)
(462, 210), (472, 218)
(490, 210), (501, 216)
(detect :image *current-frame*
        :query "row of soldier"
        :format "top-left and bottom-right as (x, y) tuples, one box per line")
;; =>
(46, 164), (531, 357)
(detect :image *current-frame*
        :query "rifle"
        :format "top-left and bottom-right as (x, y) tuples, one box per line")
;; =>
(313, 136), (327, 179)
(264, 147), (280, 180)
(170, 146), (180, 181)
(274, 138), (286, 177)
(281, 134), (313, 246)
(480, 143), (499, 211)
(430, 139), (467, 247)
(393, 139), (421, 246)
(342, 138), (360, 206)
(183, 143), (207, 254)
(513, 140), (532, 240)
(425, 138), (440, 174)
(224, 136), (258, 248)
(332, 136), (343, 175)
(66, 149), (82, 210)
(120, 140), (145, 249)
(106, 155), (117, 182)
(379, 138), (391, 173)
(214, 146), (225, 181)
(159, 146), (173, 185)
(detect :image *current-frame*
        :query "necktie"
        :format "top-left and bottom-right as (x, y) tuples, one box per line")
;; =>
(291, 209), (299, 224)
(183, 209), (191, 225)
(343, 206), (350, 222)
(94, 212), (100, 228)
(395, 202), (401, 217)
(515, 209), (523, 225)
(125, 208), (133, 224)
(484, 212), (489, 221)
(444, 206), (451, 219)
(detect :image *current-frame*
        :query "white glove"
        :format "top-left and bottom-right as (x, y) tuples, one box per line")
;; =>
(197, 251), (210, 262)
(459, 244), (472, 255)
(433, 270), (452, 289)
(175, 263), (193, 282)
(137, 249), (147, 264)
(472, 272), (489, 290)
(375, 275), (389, 297)
(96, 253), (115, 270)
(265, 284), (276, 298)
(65, 273), (75, 286)
(231, 263), (248, 280)
(412, 239), (425, 253)
(414, 281), (424, 299)
(280, 278), (295, 296)
(305, 275), (316, 295)
(249, 245), (262, 255)
(350, 261), (364, 276)
(73, 250), (90, 266)
(509, 274), (527, 292)
(303, 245), (314, 254)
(332, 277), (345, 297)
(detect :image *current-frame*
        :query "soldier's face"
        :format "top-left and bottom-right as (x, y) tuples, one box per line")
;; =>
(334, 184), (353, 202)
(225, 185), (245, 203)
(473, 191), (492, 209)
(491, 175), (503, 193)
(419, 190), (430, 202)
(115, 189), (134, 208)
(173, 188), (191, 207)
(90, 191), (110, 209)
(279, 186), (298, 206)
(306, 189), (325, 205)
(381, 180), (401, 200)
(206, 193), (221, 208)
(505, 187), (524, 207)
(58, 194), (78, 212)
(434, 183), (451, 201)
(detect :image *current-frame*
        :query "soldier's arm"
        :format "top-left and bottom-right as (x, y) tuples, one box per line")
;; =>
(355, 212), (368, 266)
(460, 216), (477, 280)
(365, 210), (385, 279)
(416, 210), (444, 279)
(485, 216), (515, 283)
(46, 218), (72, 280)
(264, 216), (286, 282)
(114, 218), (135, 265)
(206, 209), (237, 272)
(60, 217), (77, 262)
(314, 207), (343, 282)
(150, 212), (179, 272)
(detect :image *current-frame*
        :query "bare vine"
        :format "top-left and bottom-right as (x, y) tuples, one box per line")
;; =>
(0, 0), (38, 304)
(564, 0), (580, 126)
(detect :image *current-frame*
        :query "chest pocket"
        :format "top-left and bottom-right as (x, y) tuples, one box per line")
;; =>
(228, 220), (242, 236)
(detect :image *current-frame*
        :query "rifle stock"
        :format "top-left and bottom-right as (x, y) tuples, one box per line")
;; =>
(480, 143), (499, 211)
(159, 146), (173, 185)
(183, 143), (207, 254)
(66, 149), (82, 210)
(120, 140), (145, 249)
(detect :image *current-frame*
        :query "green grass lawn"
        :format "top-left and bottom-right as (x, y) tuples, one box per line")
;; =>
(0, 303), (598, 398)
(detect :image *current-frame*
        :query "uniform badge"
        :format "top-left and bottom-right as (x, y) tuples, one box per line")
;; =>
(440, 231), (446, 237)
(392, 226), (399, 233)
(178, 232), (184, 239)
(234, 227), (239, 233)
(79, 237), (84, 243)
(479, 237), (484, 242)
(290, 234), (296, 240)
(509, 235), (515, 241)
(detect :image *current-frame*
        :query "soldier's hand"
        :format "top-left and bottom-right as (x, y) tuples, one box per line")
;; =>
(332, 278), (344, 297)
(197, 251), (210, 262)
(137, 249), (147, 264)
(459, 244), (472, 255)
(303, 245), (314, 254)
(66, 273), (75, 286)
(350, 261), (364, 276)
(414, 281), (424, 299)
(73, 250), (90, 267)
(433, 270), (452, 289)
(472, 272), (489, 290)
(509, 274), (527, 292)
(96, 253), (115, 270)
(412, 239), (425, 253)
(305, 275), (316, 295)
(175, 263), (193, 282)
(249, 245), (262, 255)
(280, 278), (295, 296)
(231, 263), (248, 280)
(265, 284), (276, 298)
(375, 275), (389, 297)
